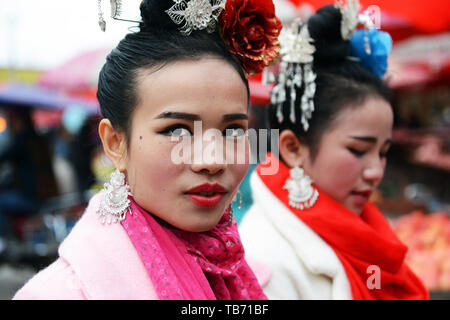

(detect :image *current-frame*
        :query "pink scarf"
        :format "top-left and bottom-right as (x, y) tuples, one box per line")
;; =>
(121, 197), (267, 300)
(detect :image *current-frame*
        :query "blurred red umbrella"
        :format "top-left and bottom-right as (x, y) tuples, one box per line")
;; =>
(38, 48), (110, 102)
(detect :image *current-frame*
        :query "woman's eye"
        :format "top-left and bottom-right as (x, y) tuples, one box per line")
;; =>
(224, 126), (246, 138)
(348, 148), (366, 157)
(159, 125), (192, 138)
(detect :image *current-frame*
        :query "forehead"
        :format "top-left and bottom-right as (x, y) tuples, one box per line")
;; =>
(329, 97), (393, 137)
(134, 58), (248, 120)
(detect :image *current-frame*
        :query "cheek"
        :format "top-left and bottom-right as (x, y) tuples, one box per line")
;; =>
(225, 137), (250, 180)
(312, 150), (362, 196)
(127, 137), (184, 199)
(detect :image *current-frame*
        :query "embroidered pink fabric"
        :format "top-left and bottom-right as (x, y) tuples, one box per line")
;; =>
(121, 197), (267, 300)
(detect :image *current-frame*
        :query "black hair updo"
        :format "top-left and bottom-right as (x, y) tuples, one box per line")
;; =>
(97, 0), (249, 145)
(268, 5), (391, 162)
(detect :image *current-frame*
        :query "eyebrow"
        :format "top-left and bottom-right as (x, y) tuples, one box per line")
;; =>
(222, 113), (249, 122)
(155, 111), (248, 122)
(350, 136), (393, 145)
(155, 112), (200, 121)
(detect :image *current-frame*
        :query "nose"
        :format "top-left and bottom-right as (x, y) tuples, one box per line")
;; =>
(190, 139), (227, 175)
(362, 156), (386, 184)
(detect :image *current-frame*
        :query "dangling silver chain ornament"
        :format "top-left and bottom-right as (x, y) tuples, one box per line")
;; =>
(97, 169), (133, 225)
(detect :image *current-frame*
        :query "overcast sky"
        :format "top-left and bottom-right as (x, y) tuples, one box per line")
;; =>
(0, 0), (143, 70)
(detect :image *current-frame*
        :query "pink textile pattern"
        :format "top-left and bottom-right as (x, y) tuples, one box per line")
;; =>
(121, 197), (267, 300)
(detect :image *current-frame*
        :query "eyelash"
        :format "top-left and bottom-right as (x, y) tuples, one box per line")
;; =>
(348, 148), (366, 157)
(159, 124), (246, 137)
(348, 148), (390, 158)
(158, 124), (192, 137)
(223, 124), (246, 137)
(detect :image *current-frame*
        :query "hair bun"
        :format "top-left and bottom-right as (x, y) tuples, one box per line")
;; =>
(307, 5), (351, 67)
(139, 0), (178, 33)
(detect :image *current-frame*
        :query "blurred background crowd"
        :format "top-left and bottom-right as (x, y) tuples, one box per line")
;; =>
(0, 0), (449, 299)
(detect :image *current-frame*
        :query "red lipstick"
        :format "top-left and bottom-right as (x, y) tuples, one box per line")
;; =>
(185, 183), (227, 208)
(350, 190), (373, 206)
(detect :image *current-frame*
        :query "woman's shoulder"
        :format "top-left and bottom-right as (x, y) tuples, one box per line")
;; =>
(15, 191), (158, 300)
(13, 258), (85, 300)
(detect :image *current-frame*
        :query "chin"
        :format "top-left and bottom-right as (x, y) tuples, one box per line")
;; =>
(177, 214), (224, 233)
(346, 204), (364, 215)
(182, 221), (219, 233)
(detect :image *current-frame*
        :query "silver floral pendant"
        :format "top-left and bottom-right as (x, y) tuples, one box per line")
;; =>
(284, 166), (319, 210)
(97, 169), (133, 225)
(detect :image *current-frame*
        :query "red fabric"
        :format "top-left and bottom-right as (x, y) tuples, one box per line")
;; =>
(121, 197), (267, 300)
(288, 0), (450, 33)
(256, 153), (429, 300)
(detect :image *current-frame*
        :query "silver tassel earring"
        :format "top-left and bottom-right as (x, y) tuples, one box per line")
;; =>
(284, 166), (318, 210)
(97, 168), (133, 224)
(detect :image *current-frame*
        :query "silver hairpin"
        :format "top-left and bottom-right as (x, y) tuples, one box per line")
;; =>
(336, 0), (375, 54)
(98, 0), (141, 32)
(165, 0), (226, 36)
(110, 0), (123, 19)
(270, 19), (316, 131)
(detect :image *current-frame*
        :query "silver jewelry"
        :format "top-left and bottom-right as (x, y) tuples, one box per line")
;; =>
(165, 0), (226, 36)
(270, 19), (316, 131)
(283, 166), (318, 210)
(233, 189), (243, 210)
(97, 169), (133, 224)
(227, 204), (234, 225)
(98, 0), (106, 32)
(97, 0), (141, 32)
(336, 0), (374, 55)
(110, 0), (122, 19)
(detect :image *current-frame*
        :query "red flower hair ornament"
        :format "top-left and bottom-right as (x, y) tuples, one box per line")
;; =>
(218, 0), (282, 75)
(165, 0), (282, 76)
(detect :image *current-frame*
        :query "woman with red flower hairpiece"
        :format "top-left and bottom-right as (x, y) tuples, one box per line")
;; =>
(13, 0), (280, 300)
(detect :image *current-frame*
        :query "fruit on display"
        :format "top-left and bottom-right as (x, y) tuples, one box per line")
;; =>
(392, 211), (450, 291)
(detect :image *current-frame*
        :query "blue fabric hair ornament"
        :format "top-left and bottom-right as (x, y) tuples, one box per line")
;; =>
(350, 29), (392, 79)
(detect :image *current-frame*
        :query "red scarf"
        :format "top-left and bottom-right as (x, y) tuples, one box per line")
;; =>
(256, 153), (429, 300)
(121, 197), (267, 300)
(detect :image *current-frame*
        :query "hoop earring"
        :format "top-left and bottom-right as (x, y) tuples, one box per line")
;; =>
(283, 166), (318, 210)
(97, 168), (133, 224)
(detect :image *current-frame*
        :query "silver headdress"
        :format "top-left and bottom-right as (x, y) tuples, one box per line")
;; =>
(269, 19), (316, 132)
(336, 0), (375, 54)
(166, 0), (226, 36)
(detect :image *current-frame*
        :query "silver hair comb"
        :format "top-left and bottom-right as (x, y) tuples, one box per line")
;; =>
(165, 0), (226, 36)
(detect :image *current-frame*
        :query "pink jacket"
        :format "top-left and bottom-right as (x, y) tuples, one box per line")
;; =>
(13, 192), (270, 300)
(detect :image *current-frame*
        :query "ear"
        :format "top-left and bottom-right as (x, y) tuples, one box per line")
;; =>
(279, 130), (309, 168)
(98, 118), (128, 171)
